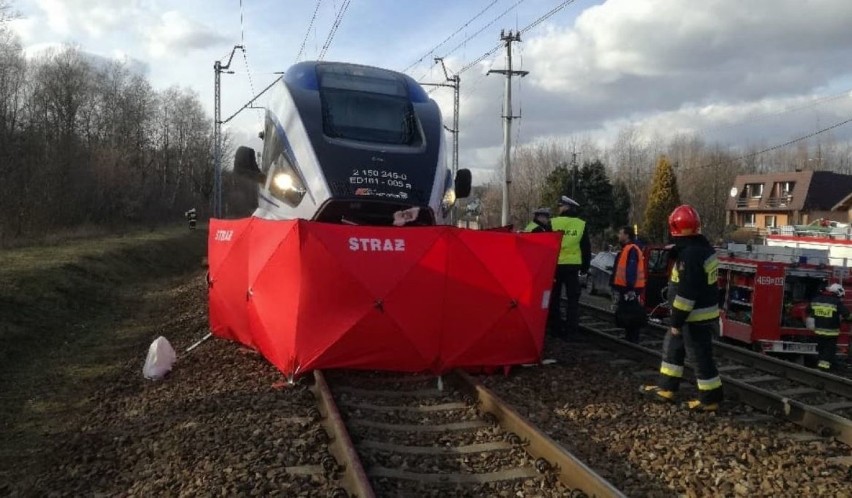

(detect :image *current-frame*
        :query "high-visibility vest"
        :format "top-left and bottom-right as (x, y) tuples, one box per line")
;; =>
(550, 216), (585, 265)
(614, 243), (646, 289)
(523, 222), (537, 232)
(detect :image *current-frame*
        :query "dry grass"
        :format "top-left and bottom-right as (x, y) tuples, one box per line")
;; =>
(0, 225), (207, 484)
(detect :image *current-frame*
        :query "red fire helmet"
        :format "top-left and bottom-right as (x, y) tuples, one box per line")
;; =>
(669, 204), (701, 237)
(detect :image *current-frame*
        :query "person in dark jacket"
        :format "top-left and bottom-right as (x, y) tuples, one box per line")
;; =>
(640, 205), (723, 412)
(548, 196), (591, 339)
(807, 283), (850, 371)
(523, 207), (552, 233)
(185, 208), (197, 230)
(610, 226), (646, 343)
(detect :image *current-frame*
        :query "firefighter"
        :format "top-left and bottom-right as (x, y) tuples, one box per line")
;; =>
(610, 225), (646, 343)
(807, 283), (850, 371)
(185, 208), (197, 230)
(523, 207), (552, 233)
(548, 196), (591, 339)
(640, 205), (723, 411)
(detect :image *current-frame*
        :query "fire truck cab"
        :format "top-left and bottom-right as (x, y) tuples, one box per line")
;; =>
(716, 244), (851, 359)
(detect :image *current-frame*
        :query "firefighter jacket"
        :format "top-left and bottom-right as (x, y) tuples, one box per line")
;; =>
(807, 293), (850, 337)
(668, 234), (720, 329)
(550, 216), (591, 270)
(611, 243), (646, 291)
(523, 220), (552, 233)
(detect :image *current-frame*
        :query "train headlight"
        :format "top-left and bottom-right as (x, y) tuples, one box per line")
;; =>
(273, 172), (296, 192)
(442, 188), (456, 207)
(269, 162), (307, 207)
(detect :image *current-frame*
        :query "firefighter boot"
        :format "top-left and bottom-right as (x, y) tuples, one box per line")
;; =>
(639, 385), (675, 404)
(685, 400), (719, 412)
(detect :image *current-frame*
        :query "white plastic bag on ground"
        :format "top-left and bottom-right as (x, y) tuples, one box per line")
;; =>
(143, 336), (176, 380)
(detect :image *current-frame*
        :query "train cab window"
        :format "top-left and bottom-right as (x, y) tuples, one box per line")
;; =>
(317, 64), (421, 146)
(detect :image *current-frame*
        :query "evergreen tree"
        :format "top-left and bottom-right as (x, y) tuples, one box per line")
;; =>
(577, 160), (613, 234)
(642, 155), (681, 243)
(611, 180), (631, 228)
(540, 165), (572, 211)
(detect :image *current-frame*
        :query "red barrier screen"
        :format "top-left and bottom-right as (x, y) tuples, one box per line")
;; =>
(208, 218), (560, 377)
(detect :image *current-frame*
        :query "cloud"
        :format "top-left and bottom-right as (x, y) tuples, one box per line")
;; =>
(423, 0), (852, 176)
(33, 0), (143, 38)
(145, 10), (230, 58)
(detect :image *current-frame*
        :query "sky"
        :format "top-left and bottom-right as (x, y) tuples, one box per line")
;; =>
(8, 0), (852, 184)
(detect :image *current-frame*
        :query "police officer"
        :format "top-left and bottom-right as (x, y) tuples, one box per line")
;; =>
(548, 196), (591, 339)
(807, 283), (850, 371)
(523, 207), (552, 233)
(185, 208), (197, 230)
(610, 225), (647, 343)
(641, 205), (723, 411)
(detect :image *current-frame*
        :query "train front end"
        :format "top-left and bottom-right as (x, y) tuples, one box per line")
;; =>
(233, 61), (470, 226)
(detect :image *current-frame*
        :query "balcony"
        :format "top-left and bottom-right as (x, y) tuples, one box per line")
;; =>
(736, 198), (761, 208)
(765, 195), (793, 208)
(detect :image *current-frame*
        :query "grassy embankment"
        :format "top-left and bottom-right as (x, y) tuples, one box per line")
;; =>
(0, 225), (207, 483)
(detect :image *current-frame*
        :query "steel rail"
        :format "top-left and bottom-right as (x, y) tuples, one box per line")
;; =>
(311, 370), (375, 498)
(581, 300), (852, 400)
(450, 370), (627, 498)
(577, 305), (852, 447)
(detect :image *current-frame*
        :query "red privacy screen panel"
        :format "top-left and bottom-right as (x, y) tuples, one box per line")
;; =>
(207, 217), (560, 377)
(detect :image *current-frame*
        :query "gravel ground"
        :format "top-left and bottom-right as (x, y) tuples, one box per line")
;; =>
(4, 271), (343, 497)
(482, 337), (852, 497)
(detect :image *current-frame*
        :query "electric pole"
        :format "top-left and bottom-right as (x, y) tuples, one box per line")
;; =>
(419, 58), (460, 225)
(570, 148), (579, 199)
(488, 30), (528, 227)
(213, 45), (243, 219)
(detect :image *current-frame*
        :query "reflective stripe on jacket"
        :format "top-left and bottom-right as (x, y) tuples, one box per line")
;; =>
(808, 294), (849, 337)
(667, 235), (720, 328)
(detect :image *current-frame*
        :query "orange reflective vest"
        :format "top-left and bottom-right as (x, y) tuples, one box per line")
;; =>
(614, 243), (646, 289)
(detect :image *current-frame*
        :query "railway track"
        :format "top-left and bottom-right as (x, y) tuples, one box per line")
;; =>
(311, 369), (626, 497)
(579, 301), (852, 447)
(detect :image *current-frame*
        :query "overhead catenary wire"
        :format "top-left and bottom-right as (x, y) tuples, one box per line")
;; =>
(401, 0), (500, 74)
(296, 0), (323, 63)
(318, 0), (352, 60)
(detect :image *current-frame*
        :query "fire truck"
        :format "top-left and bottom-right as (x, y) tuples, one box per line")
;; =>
(716, 243), (851, 361)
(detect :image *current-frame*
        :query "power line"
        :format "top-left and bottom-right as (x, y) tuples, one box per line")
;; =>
(452, 0), (578, 80)
(239, 0), (245, 42)
(296, 0), (323, 63)
(318, 0), (352, 60)
(439, 0), (529, 63)
(688, 116), (852, 172)
(401, 0), (500, 74)
(700, 90), (852, 136)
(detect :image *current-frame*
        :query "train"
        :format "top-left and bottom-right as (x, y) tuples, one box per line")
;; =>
(231, 60), (471, 226)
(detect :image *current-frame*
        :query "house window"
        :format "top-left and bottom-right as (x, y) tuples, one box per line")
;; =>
(743, 213), (756, 227)
(745, 183), (764, 198)
(765, 215), (776, 228)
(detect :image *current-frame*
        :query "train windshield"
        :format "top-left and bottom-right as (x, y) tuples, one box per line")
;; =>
(317, 64), (419, 146)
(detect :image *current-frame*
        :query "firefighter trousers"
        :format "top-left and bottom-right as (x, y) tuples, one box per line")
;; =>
(816, 334), (838, 371)
(548, 265), (581, 338)
(657, 320), (723, 404)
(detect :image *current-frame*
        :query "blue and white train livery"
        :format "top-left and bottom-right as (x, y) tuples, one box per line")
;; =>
(233, 60), (471, 226)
